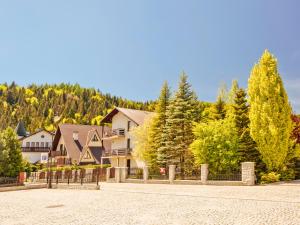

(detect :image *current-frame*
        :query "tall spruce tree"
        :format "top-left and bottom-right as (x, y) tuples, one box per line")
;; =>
(210, 84), (227, 120)
(154, 82), (171, 168)
(163, 73), (197, 174)
(248, 50), (293, 171)
(233, 88), (261, 163)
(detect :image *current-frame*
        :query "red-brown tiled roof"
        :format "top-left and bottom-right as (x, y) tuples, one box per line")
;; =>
(101, 107), (155, 125)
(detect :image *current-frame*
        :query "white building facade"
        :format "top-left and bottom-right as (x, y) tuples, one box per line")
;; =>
(20, 130), (54, 164)
(101, 107), (154, 169)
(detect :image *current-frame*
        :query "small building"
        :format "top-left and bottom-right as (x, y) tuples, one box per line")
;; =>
(101, 107), (154, 170)
(51, 124), (111, 166)
(19, 129), (54, 164)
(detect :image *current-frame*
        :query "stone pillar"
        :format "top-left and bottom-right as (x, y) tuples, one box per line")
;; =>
(115, 167), (121, 183)
(169, 165), (176, 184)
(242, 162), (255, 186)
(143, 166), (149, 183)
(115, 167), (128, 183)
(106, 167), (111, 182)
(201, 164), (208, 184)
(120, 167), (128, 182)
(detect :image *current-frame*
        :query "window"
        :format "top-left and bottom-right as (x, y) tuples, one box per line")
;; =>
(83, 151), (91, 159)
(127, 138), (131, 149)
(31, 142), (35, 147)
(41, 142), (44, 148)
(36, 142), (39, 147)
(45, 142), (49, 148)
(92, 134), (99, 142)
(41, 155), (48, 161)
(26, 142), (30, 147)
(41, 135), (45, 138)
(127, 121), (131, 131)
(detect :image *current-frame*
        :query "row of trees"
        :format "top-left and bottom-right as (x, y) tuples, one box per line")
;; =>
(132, 50), (300, 181)
(0, 83), (156, 133)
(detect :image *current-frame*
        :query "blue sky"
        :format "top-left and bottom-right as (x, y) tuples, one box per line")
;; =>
(0, 1), (299, 112)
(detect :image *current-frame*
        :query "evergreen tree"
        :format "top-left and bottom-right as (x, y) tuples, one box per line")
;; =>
(163, 72), (197, 174)
(210, 84), (227, 120)
(233, 88), (261, 164)
(248, 50), (293, 171)
(153, 82), (171, 168)
(0, 127), (23, 177)
(228, 80), (239, 104)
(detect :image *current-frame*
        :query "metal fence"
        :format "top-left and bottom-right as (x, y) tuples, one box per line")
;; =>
(127, 168), (143, 179)
(0, 177), (19, 187)
(208, 173), (241, 181)
(149, 167), (169, 180)
(29, 168), (107, 185)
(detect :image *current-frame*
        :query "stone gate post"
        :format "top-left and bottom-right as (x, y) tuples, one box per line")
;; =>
(106, 167), (111, 182)
(201, 164), (208, 184)
(143, 166), (149, 183)
(169, 165), (176, 184)
(242, 162), (255, 186)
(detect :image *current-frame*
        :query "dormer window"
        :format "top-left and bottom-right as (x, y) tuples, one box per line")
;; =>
(92, 134), (99, 142)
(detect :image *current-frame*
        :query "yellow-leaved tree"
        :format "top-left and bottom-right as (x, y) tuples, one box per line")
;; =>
(248, 50), (293, 172)
(131, 116), (156, 168)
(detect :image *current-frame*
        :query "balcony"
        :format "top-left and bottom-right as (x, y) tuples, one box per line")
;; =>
(104, 148), (132, 157)
(49, 150), (67, 157)
(22, 147), (50, 153)
(102, 128), (125, 140)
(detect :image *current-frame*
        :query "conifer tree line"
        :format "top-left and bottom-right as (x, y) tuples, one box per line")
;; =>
(0, 83), (156, 133)
(132, 50), (300, 181)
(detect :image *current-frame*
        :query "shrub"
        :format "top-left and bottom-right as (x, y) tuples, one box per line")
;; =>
(260, 172), (280, 184)
(280, 168), (295, 181)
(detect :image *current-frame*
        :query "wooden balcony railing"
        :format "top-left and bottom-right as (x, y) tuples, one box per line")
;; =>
(49, 151), (67, 157)
(22, 147), (50, 152)
(104, 148), (132, 157)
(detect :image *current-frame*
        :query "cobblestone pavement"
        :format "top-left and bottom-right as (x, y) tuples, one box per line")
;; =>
(0, 182), (300, 225)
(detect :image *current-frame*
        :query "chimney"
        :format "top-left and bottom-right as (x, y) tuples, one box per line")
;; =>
(73, 131), (79, 141)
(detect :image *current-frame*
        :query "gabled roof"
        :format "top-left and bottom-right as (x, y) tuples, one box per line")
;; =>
(101, 107), (155, 125)
(52, 124), (111, 163)
(19, 129), (54, 141)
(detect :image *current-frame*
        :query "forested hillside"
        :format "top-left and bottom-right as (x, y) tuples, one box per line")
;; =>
(0, 82), (156, 132)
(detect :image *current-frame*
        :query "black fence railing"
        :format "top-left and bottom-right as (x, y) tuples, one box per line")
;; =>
(149, 174), (169, 180)
(174, 167), (201, 180)
(0, 177), (19, 187)
(128, 168), (143, 179)
(208, 173), (241, 181)
(149, 167), (169, 180)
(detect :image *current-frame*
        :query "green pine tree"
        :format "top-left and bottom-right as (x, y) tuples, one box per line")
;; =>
(233, 88), (262, 165)
(163, 72), (197, 175)
(154, 82), (171, 168)
(210, 84), (227, 120)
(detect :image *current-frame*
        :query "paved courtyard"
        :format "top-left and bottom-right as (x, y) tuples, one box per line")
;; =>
(0, 182), (300, 225)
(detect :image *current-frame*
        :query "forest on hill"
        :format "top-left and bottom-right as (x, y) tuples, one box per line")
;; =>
(0, 82), (157, 133)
